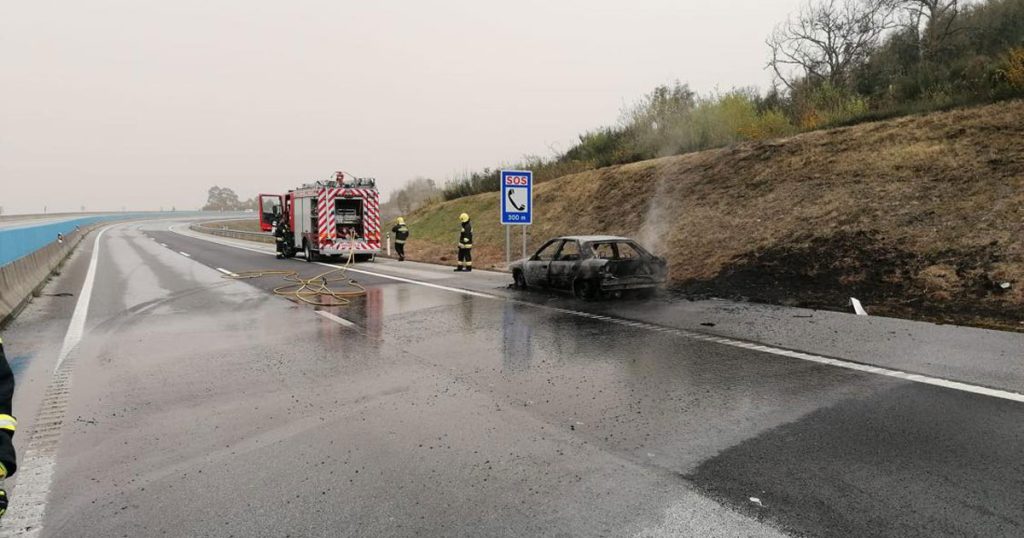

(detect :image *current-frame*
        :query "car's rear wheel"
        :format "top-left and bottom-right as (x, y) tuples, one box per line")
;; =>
(573, 279), (598, 300)
(513, 270), (527, 289)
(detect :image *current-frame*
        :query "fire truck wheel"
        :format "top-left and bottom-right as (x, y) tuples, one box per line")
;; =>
(304, 242), (317, 263)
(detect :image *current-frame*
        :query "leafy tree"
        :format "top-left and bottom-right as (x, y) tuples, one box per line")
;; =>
(202, 186), (243, 211)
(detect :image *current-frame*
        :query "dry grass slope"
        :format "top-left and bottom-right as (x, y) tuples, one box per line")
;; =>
(402, 100), (1024, 330)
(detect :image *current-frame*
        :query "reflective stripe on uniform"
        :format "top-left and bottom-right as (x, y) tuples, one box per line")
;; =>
(0, 414), (16, 431)
(0, 461), (6, 479)
(460, 244), (472, 249)
(395, 240), (406, 244)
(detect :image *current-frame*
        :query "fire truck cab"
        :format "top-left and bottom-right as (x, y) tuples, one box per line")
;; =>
(258, 171), (382, 262)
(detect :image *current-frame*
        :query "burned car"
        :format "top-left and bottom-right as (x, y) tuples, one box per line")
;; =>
(510, 235), (667, 298)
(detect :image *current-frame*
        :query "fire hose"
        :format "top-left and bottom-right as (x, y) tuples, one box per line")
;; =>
(222, 251), (367, 306)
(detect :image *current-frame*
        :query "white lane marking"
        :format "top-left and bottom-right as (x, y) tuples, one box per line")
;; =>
(315, 310), (356, 327)
(322, 262), (494, 299)
(171, 222), (1024, 404)
(159, 243), (168, 247)
(167, 225), (495, 300)
(358, 262), (454, 281)
(179, 251), (191, 257)
(54, 227), (107, 372)
(216, 267), (236, 277)
(3, 226), (112, 537)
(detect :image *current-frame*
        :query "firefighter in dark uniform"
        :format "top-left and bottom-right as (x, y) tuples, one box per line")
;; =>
(273, 218), (291, 259)
(0, 338), (19, 519)
(455, 212), (473, 272)
(391, 217), (409, 261)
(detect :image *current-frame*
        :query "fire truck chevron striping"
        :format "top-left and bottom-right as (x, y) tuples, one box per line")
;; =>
(316, 187), (381, 247)
(259, 171), (382, 261)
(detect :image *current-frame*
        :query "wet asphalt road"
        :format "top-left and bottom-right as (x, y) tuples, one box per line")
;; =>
(1, 220), (1023, 537)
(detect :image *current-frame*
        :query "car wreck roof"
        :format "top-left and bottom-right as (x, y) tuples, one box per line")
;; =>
(559, 235), (632, 242)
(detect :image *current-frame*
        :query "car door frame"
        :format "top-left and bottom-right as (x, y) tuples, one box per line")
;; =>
(524, 239), (560, 288)
(258, 193), (283, 232)
(548, 239), (584, 291)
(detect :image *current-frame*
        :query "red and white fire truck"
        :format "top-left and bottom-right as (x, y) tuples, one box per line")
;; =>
(258, 171), (382, 262)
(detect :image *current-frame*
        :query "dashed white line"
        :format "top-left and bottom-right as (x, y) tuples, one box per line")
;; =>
(159, 242), (168, 247)
(315, 310), (356, 327)
(171, 222), (1024, 405)
(215, 267), (236, 277)
(179, 251), (191, 257)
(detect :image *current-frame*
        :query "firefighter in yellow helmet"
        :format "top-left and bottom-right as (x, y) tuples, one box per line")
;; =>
(391, 217), (409, 261)
(455, 212), (472, 272)
(0, 338), (18, 519)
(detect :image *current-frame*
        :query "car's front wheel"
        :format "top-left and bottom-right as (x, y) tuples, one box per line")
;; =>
(513, 270), (527, 289)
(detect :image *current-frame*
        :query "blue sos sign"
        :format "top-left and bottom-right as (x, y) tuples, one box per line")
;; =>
(500, 170), (532, 225)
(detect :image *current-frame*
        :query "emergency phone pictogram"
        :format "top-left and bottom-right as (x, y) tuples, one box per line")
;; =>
(500, 170), (533, 225)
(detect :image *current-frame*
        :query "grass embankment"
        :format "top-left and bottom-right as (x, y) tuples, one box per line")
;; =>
(400, 100), (1024, 330)
(205, 218), (263, 233)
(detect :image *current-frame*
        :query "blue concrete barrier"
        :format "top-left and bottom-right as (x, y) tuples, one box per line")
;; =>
(0, 213), (205, 268)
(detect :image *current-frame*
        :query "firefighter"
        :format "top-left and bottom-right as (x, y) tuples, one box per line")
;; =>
(0, 338), (18, 519)
(391, 217), (409, 261)
(455, 212), (473, 272)
(281, 217), (294, 257)
(273, 218), (293, 259)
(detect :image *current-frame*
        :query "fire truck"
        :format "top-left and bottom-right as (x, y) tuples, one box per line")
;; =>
(258, 171), (382, 262)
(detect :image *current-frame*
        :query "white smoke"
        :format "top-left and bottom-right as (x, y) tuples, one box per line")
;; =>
(638, 167), (674, 256)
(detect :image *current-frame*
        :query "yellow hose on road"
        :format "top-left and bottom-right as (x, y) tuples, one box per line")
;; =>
(223, 251), (367, 306)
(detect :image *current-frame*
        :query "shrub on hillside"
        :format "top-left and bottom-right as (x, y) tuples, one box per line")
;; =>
(435, 0), (1024, 203)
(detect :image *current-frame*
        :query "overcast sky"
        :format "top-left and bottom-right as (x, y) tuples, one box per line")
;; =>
(1, 0), (803, 215)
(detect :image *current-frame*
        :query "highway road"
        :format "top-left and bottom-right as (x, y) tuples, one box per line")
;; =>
(1, 219), (1023, 537)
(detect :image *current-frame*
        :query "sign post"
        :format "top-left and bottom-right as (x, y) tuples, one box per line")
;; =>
(500, 170), (533, 266)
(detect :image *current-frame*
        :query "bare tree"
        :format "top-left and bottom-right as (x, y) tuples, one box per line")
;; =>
(898, 0), (964, 59)
(768, 0), (900, 91)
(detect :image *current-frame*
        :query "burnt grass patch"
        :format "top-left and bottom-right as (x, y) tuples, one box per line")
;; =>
(673, 230), (1020, 331)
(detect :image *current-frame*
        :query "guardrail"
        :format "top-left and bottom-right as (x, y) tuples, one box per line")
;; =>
(0, 224), (97, 327)
(189, 222), (275, 244)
